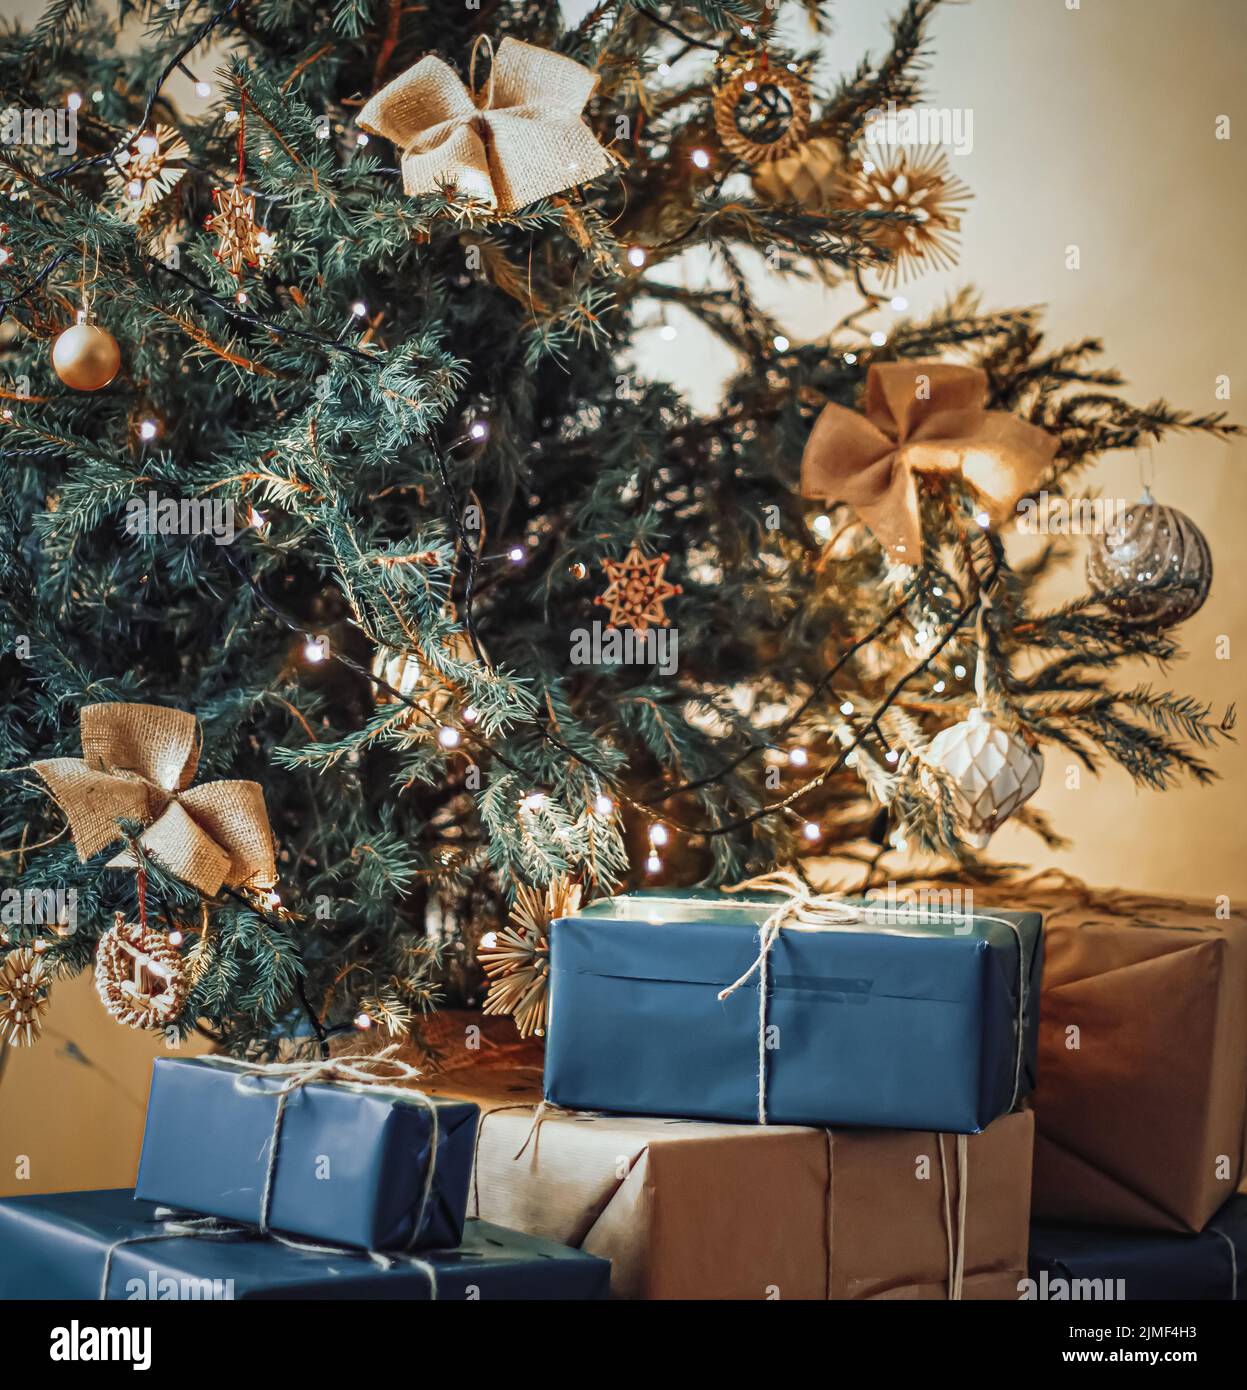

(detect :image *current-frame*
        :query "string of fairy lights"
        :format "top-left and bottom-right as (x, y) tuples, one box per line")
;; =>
(0, 0), (996, 888)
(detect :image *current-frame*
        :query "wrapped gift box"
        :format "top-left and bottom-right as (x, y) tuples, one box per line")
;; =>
(544, 890), (1042, 1133)
(1027, 1195), (1247, 1301)
(0, 1188), (610, 1300)
(1008, 874), (1247, 1232)
(135, 1057), (478, 1251)
(423, 1062), (1035, 1300)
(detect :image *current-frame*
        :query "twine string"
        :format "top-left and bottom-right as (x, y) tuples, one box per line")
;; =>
(200, 1047), (441, 1252)
(468, 34), (497, 110)
(718, 870), (1030, 1125)
(99, 1209), (441, 1300)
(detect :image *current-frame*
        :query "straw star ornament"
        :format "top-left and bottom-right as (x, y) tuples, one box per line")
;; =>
(479, 875), (583, 1038)
(595, 543), (681, 632)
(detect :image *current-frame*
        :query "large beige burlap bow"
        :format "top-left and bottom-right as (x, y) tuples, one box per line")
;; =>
(801, 362), (1056, 563)
(358, 36), (614, 215)
(32, 703), (276, 896)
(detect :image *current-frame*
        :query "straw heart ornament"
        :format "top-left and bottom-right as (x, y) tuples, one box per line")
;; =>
(30, 702), (276, 897)
(801, 362), (1056, 564)
(358, 36), (616, 215)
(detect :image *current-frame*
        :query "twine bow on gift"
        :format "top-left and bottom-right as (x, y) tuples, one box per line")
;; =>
(30, 702), (276, 897)
(358, 36), (616, 215)
(100, 1047), (446, 1301)
(801, 362), (1056, 563)
(717, 869), (1029, 1129)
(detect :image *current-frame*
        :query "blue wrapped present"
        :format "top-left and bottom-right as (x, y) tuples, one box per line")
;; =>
(544, 888), (1043, 1132)
(0, 1189), (611, 1300)
(1026, 1196), (1247, 1301)
(135, 1056), (477, 1251)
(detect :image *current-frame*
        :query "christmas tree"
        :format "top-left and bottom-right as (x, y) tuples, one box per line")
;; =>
(0, 0), (1235, 1057)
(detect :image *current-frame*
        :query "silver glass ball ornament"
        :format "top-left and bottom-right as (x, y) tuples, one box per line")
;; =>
(1086, 488), (1211, 629)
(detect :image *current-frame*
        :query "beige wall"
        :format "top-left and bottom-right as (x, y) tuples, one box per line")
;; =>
(2, 0), (1244, 1195)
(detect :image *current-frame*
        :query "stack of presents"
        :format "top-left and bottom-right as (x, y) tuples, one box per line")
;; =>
(2, 872), (1244, 1300)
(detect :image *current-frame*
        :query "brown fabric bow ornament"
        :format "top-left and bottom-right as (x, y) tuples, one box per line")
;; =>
(32, 703), (276, 896)
(358, 37), (614, 215)
(801, 362), (1056, 563)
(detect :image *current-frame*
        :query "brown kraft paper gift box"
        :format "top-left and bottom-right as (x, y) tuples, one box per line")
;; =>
(422, 1063), (1034, 1300)
(990, 872), (1247, 1232)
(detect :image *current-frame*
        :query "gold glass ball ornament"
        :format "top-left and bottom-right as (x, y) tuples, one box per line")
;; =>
(752, 137), (847, 210)
(923, 706), (1043, 850)
(371, 628), (480, 723)
(1086, 488), (1212, 629)
(51, 320), (121, 391)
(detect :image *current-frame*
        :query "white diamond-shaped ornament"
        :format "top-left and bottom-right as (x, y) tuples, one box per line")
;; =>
(924, 706), (1043, 849)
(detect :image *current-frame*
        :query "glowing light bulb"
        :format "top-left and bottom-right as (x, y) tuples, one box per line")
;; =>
(136, 133), (159, 156)
(351, 301), (366, 317)
(139, 420), (158, 440)
(744, 80), (758, 93)
(812, 514), (832, 540)
(870, 331), (887, 347)
(508, 545), (525, 563)
(885, 749), (900, 764)
(195, 81), (213, 98)
(469, 420), (488, 440)
(595, 794), (614, 816)
(645, 853), (662, 874)
(691, 148), (711, 169)
(304, 636), (328, 663)
(649, 823), (669, 847)
(249, 507), (267, 531)
(844, 352), (857, 365)
(933, 680), (946, 693)
(168, 929), (184, 947)
(788, 748), (808, 768)
(839, 701), (854, 716)
(354, 1013), (372, 1030)
(890, 295), (908, 311)
(802, 822), (821, 841)
(627, 245), (647, 268)
(462, 705), (479, 724)
(224, 109), (239, 123)
(356, 132), (369, 146)
(976, 512), (991, 528)
(954, 664), (967, 680)
(480, 931), (497, 950)
(91, 90), (104, 103)
(437, 726), (461, 749)
(235, 290), (248, 305)
(127, 178), (143, 200)
(67, 92), (83, 111)
(773, 334), (790, 351)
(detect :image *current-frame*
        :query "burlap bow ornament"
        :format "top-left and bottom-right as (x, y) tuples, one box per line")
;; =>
(358, 36), (615, 215)
(801, 362), (1056, 563)
(32, 703), (276, 896)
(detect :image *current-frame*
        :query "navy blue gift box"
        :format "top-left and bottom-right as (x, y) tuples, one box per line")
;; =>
(1027, 1196), (1247, 1301)
(135, 1057), (477, 1252)
(0, 1189), (610, 1300)
(544, 890), (1043, 1133)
